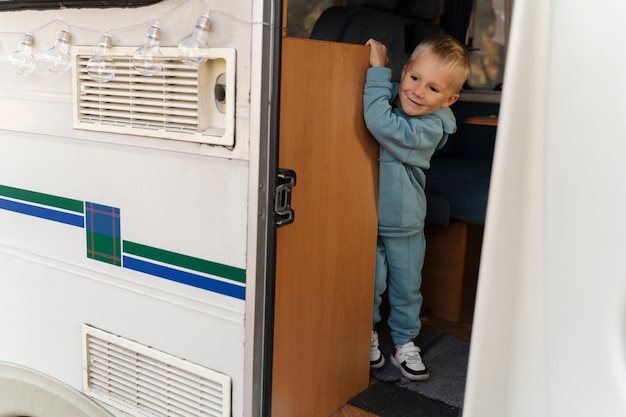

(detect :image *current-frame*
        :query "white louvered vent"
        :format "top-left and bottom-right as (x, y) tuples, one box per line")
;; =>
(72, 46), (236, 147)
(82, 324), (232, 417)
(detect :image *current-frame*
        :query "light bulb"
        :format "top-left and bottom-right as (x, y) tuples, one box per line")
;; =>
(178, 13), (211, 67)
(87, 34), (116, 83)
(43, 30), (72, 74)
(132, 23), (163, 76)
(9, 33), (36, 76)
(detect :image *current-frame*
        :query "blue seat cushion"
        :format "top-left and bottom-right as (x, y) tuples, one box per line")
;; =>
(426, 157), (492, 225)
(425, 193), (451, 227)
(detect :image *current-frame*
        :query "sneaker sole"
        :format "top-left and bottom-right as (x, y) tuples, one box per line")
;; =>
(370, 354), (385, 369)
(390, 354), (430, 381)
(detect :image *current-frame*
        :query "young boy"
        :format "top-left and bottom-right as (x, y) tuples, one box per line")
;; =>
(364, 35), (470, 380)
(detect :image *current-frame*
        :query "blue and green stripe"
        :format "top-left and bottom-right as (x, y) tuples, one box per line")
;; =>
(0, 185), (84, 227)
(0, 184), (246, 300)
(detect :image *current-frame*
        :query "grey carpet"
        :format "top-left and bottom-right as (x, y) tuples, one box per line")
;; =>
(349, 323), (469, 416)
(372, 329), (469, 409)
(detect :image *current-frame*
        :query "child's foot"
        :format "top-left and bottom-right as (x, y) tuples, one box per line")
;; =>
(370, 330), (385, 369)
(391, 341), (430, 380)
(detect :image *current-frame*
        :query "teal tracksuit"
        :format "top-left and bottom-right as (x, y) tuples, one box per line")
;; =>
(363, 66), (456, 345)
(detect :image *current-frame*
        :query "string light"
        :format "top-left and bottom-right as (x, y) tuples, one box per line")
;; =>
(43, 29), (72, 74)
(132, 23), (163, 76)
(178, 13), (211, 67)
(9, 33), (36, 76)
(0, 2), (277, 80)
(87, 34), (116, 83)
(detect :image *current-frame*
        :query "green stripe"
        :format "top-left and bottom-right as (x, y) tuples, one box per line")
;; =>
(0, 184), (84, 213)
(123, 241), (246, 284)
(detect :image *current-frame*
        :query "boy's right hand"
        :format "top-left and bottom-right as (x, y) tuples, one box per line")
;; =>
(366, 38), (389, 67)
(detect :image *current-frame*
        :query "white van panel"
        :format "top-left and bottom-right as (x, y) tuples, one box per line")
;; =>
(0, 1), (259, 416)
(0, 0), (253, 160)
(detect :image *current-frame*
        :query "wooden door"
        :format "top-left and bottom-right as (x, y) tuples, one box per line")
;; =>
(272, 38), (379, 417)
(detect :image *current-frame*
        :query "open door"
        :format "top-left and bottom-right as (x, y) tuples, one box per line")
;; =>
(272, 37), (379, 417)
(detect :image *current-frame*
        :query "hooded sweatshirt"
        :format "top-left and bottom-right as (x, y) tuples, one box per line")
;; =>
(363, 66), (457, 237)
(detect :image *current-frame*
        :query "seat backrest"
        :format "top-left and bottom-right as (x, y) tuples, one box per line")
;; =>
(310, 0), (444, 81)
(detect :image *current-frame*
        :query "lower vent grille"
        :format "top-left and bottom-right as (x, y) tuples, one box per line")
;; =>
(82, 325), (231, 417)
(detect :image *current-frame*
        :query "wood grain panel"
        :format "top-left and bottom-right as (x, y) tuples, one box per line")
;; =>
(272, 37), (379, 417)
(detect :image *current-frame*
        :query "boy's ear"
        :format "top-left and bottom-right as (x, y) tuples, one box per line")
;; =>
(442, 93), (460, 108)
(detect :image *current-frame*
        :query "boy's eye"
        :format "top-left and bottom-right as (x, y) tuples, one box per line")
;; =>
(430, 86), (440, 93)
(411, 75), (418, 81)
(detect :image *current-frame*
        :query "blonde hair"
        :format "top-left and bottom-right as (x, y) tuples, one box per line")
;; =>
(408, 35), (471, 92)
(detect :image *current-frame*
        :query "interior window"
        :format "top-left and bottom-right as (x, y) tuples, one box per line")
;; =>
(286, 0), (347, 38)
(466, 0), (514, 90)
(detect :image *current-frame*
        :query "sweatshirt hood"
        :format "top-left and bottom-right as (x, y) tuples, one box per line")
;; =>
(433, 106), (457, 135)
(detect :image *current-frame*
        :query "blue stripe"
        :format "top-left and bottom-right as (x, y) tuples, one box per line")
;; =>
(123, 256), (246, 300)
(0, 197), (84, 227)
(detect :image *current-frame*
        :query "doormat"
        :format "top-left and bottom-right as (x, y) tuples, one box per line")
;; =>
(348, 326), (469, 416)
(348, 380), (460, 417)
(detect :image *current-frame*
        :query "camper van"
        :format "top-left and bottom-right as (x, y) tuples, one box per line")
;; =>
(0, 0), (624, 416)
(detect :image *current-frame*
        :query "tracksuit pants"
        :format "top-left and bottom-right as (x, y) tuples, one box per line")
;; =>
(372, 230), (425, 346)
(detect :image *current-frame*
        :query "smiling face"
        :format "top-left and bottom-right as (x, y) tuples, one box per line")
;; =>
(397, 55), (461, 116)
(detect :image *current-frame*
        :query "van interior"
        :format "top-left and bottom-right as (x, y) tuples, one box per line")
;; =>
(284, 2), (506, 415)
(288, 0), (504, 336)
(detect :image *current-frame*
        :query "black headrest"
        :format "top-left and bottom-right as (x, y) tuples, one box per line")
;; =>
(347, 0), (439, 21)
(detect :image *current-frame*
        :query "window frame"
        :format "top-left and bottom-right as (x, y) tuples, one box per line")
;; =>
(0, 0), (162, 11)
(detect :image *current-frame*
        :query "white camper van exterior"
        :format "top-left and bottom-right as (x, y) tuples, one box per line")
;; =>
(0, 1), (275, 416)
(1, 0), (625, 417)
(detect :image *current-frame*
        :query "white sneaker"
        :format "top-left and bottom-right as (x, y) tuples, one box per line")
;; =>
(390, 341), (429, 381)
(370, 330), (385, 369)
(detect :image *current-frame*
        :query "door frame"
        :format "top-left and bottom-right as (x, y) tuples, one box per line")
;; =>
(249, 0), (283, 416)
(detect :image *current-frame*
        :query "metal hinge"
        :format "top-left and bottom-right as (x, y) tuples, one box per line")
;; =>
(274, 169), (296, 227)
